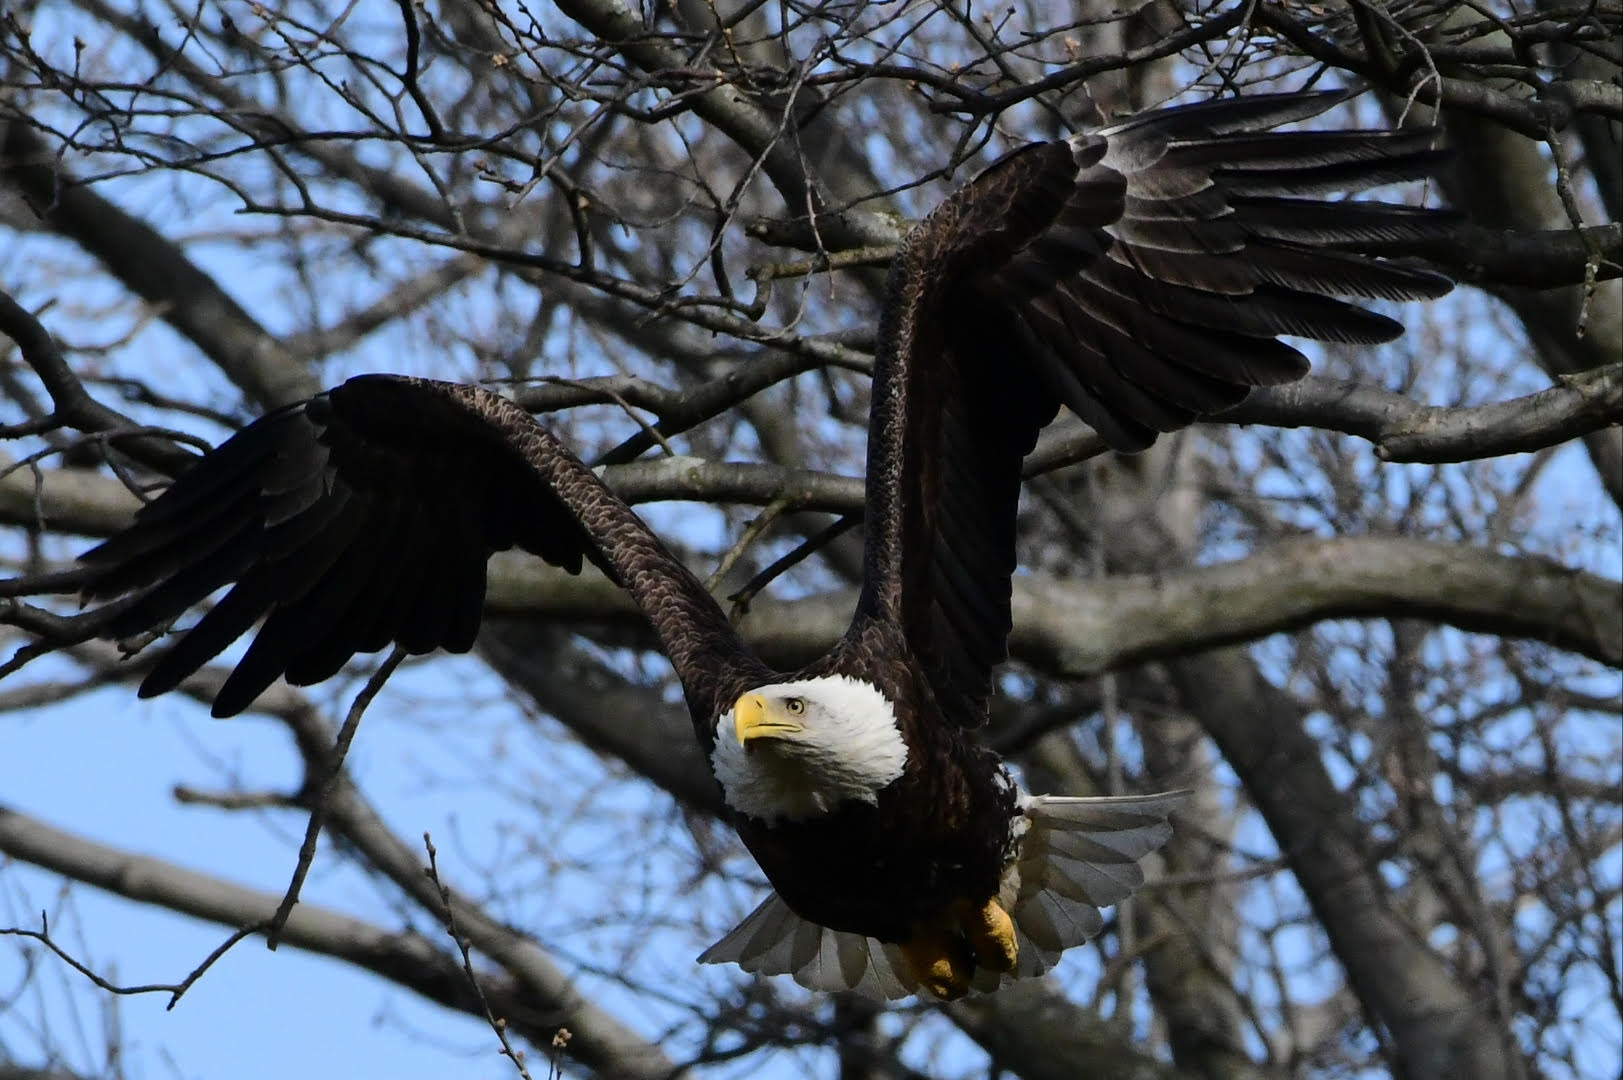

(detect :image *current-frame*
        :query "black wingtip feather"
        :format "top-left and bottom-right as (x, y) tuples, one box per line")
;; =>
(79, 375), (678, 717)
(137, 572), (275, 701)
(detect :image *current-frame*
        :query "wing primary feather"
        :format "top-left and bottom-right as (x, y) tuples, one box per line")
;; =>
(138, 564), (284, 700)
(81, 486), (261, 601)
(108, 404), (306, 525)
(209, 494), (381, 712)
(1218, 149), (1453, 197)
(1230, 196), (1455, 245)
(100, 529), (264, 642)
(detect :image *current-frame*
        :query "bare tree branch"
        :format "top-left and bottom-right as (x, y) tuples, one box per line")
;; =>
(0, 122), (315, 409)
(0, 805), (674, 1077)
(1233, 365), (1623, 464)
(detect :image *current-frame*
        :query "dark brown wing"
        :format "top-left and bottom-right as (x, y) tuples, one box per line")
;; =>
(81, 375), (759, 721)
(854, 91), (1455, 729)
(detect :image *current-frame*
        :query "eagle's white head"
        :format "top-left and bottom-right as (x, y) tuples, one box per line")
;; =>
(710, 675), (908, 823)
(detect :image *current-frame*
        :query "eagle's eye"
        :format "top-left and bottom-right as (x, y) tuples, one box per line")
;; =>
(784, 697), (806, 715)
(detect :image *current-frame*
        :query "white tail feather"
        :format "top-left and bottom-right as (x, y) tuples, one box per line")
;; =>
(1006, 791), (1188, 960)
(700, 790), (1187, 1000)
(699, 893), (919, 1000)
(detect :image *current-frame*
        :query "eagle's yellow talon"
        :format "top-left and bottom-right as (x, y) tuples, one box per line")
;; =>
(901, 899), (1018, 998)
(959, 898), (1018, 973)
(900, 929), (972, 1000)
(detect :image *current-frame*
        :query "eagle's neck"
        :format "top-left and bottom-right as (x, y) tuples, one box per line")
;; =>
(710, 675), (909, 824)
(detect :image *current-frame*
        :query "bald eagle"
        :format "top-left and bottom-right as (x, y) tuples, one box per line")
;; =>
(78, 91), (1450, 1000)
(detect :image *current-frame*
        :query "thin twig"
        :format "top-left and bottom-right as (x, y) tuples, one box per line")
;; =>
(266, 647), (406, 948)
(707, 496), (792, 592)
(728, 513), (861, 617)
(423, 833), (536, 1080)
(0, 910), (268, 1011)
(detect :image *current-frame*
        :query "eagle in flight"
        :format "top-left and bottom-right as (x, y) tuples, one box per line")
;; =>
(78, 91), (1450, 1000)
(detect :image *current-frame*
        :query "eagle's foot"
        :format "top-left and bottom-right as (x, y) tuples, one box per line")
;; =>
(956, 897), (1018, 973)
(901, 899), (1018, 999)
(899, 928), (972, 1000)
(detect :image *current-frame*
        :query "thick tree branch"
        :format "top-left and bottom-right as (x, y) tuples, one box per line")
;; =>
(0, 452), (868, 544)
(7, 451), (1613, 672)
(1377, 223), (1621, 289)
(492, 534), (1619, 672)
(949, 981), (1181, 1080)
(0, 456), (139, 537)
(1233, 365), (1623, 463)
(1011, 536), (1619, 673)
(1427, 91), (1623, 507)
(6, 362), (1614, 547)
(468, 536), (1623, 674)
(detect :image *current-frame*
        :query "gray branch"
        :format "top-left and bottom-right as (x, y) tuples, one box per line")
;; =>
(485, 534), (1621, 672)
(1006, 535), (1620, 673)
(1422, 81), (1623, 508)
(5, 361), (1615, 547)
(1232, 365), (1623, 464)
(950, 981), (1180, 1080)
(6, 453), (1614, 670)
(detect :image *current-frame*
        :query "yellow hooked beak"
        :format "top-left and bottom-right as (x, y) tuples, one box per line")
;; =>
(734, 693), (804, 748)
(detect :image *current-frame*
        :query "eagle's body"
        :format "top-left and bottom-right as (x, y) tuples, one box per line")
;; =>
(734, 733), (1017, 945)
(72, 91), (1453, 999)
(725, 634), (1021, 944)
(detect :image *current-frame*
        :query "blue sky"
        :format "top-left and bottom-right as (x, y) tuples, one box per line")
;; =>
(2, 674), (529, 1079)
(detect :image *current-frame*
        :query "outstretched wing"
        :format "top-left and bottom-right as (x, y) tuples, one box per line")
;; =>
(857, 91), (1454, 728)
(81, 375), (756, 719)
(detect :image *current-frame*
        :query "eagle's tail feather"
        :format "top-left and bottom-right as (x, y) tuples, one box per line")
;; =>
(1002, 789), (1190, 976)
(698, 893), (920, 1000)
